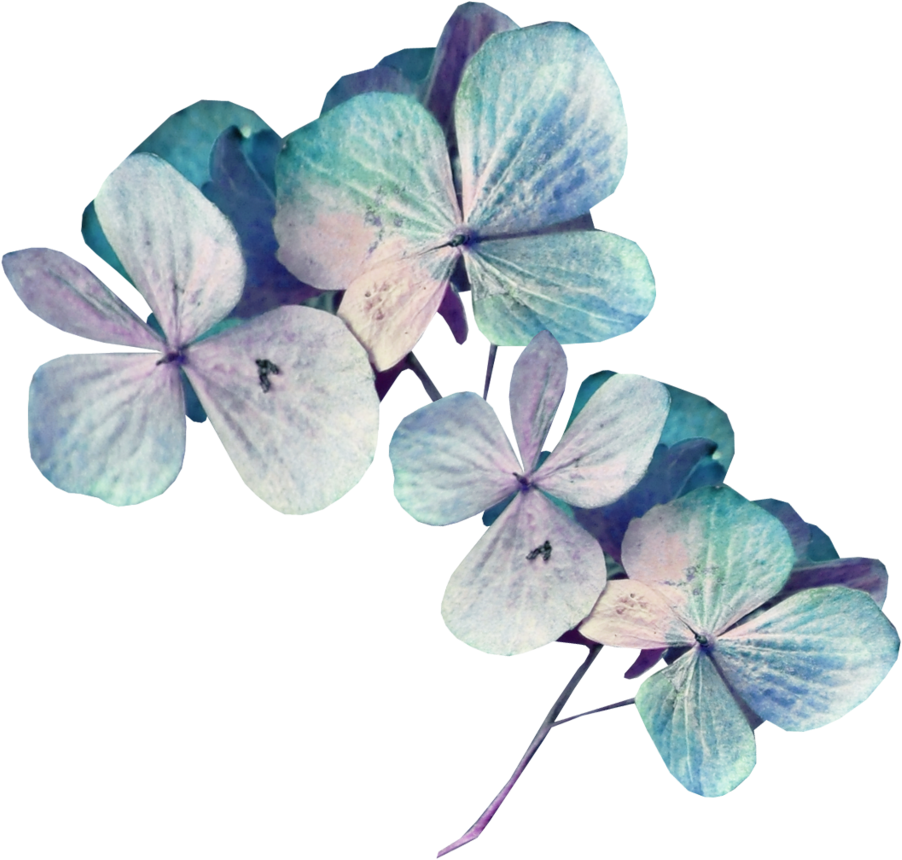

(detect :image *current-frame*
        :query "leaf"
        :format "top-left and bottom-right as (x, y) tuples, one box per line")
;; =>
(636, 649), (757, 796)
(28, 353), (185, 505)
(441, 488), (608, 655)
(716, 586), (899, 731)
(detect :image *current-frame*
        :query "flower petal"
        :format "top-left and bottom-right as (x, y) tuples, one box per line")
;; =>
(274, 93), (460, 292)
(441, 489), (608, 655)
(338, 246), (458, 371)
(716, 587), (899, 731)
(533, 373), (669, 507)
(457, 22), (626, 233)
(322, 65), (421, 115)
(509, 331), (567, 472)
(776, 557), (888, 607)
(94, 154), (245, 346)
(636, 649), (757, 796)
(28, 353), (185, 505)
(466, 230), (654, 346)
(184, 306), (378, 514)
(3, 248), (161, 349)
(390, 391), (520, 525)
(621, 486), (796, 635)
(578, 580), (694, 649)
(436, 282), (469, 344)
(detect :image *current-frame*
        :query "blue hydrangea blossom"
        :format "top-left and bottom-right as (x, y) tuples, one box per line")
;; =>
(578, 485), (899, 795)
(389, 331), (669, 654)
(275, 21), (654, 370)
(5, 154), (379, 512)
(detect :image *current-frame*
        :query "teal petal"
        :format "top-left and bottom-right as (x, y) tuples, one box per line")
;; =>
(716, 586), (899, 731)
(467, 230), (654, 346)
(636, 649), (757, 796)
(81, 201), (130, 282)
(456, 22), (626, 233)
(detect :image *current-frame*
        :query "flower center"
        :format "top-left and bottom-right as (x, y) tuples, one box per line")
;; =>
(156, 348), (186, 366)
(447, 225), (472, 248)
(513, 472), (531, 491)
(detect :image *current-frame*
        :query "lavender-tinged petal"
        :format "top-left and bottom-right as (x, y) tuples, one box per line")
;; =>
(184, 306), (378, 514)
(339, 248), (458, 371)
(274, 94), (459, 292)
(203, 127), (322, 320)
(373, 356), (409, 401)
(4, 249), (161, 349)
(81, 201), (130, 282)
(436, 282), (469, 344)
(28, 353), (185, 505)
(321, 66), (420, 115)
(467, 230), (654, 347)
(533, 373), (668, 508)
(625, 648), (667, 679)
(457, 22), (626, 233)
(621, 486), (795, 635)
(636, 649), (757, 797)
(390, 391), (520, 526)
(716, 587), (899, 731)
(442, 490), (608, 655)
(575, 439), (722, 563)
(775, 558), (888, 608)
(509, 331), (567, 472)
(579, 580), (694, 649)
(754, 499), (811, 562)
(423, 2), (517, 136)
(95, 154), (245, 347)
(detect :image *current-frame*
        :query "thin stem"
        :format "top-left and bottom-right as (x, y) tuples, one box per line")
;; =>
(552, 697), (636, 727)
(482, 343), (498, 400)
(407, 352), (442, 402)
(437, 644), (602, 857)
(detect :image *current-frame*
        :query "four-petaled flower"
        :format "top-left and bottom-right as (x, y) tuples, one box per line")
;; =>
(578, 484), (899, 795)
(390, 330), (670, 655)
(4, 154), (379, 513)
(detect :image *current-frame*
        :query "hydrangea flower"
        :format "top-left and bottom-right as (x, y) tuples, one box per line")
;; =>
(4, 153), (379, 512)
(275, 20), (654, 370)
(578, 485), (899, 795)
(389, 331), (669, 654)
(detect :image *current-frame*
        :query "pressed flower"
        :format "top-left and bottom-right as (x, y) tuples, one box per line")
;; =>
(5, 154), (379, 512)
(389, 330), (669, 654)
(578, 485), (899, 795)
(275, 20), (654, 370)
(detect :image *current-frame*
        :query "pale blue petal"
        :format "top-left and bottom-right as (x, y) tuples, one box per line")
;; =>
(533, 373), (669, 508)
(509, 331), (567, 472)
(29, 353), (185, 505)
(184, 306), (378, 514)
(457, 22), (626, 233)
(390, 391), (521, 525)
(442, 489), (608, 655)
(636, 649), (757, 796)
(466, 230), (654, 346)
(621, 486), (796, 635)
(777, 558), (888, 607)
(274, 94), (459, 292)
(94, 154), (245, 347)
(716, 586), (899, 731)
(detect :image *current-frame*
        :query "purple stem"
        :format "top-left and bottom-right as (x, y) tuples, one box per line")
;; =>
(407, 352), (442, 402)
(435, 640), (635, 860)
(482, 343), (498, 400)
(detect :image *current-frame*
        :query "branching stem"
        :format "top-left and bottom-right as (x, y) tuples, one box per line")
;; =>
(407, 352), (442, 402)
(438, 644), (630, 856)
(482, 343), (498, 400)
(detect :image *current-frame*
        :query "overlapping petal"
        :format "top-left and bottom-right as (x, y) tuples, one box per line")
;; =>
(533, 373), (669, 507)
(184, 306), (379, 515)
(777, 558), (888, 607)
(457, 22), (626, 233)
(716, 587), (899, 731)
(28, 353), (185, 505)
(466, 231), (654, 346)
(441, 488), (608, 655)
(94, 154), (245, 347)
